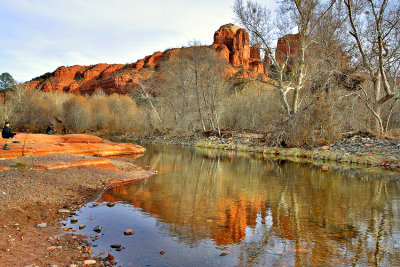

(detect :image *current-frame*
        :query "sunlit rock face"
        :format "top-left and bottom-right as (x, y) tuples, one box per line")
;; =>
(0, 133), (145, 159)
(28, 24), (269, 94)
(212, 24), (266, 77)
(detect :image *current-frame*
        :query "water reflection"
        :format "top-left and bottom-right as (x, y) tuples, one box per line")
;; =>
(97, 145), (400, 266)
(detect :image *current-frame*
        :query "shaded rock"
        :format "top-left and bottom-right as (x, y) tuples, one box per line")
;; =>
(93, 225), (102, 233)
(70, 218), (78, 224)
(124, 229), (134, 235)
(79, 224), (86, 230)
(160, 250), (165, 255)
(106, 202), (115, 207)
(110, 244), (121, 249)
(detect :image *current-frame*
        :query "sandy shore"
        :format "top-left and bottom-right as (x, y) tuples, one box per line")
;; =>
(0, 134), (151, 266)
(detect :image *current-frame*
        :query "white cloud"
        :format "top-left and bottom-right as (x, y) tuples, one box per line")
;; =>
(0, 0), (240, 81)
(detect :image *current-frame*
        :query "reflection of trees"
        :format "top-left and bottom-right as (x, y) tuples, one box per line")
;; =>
(99, 146), (400, 266)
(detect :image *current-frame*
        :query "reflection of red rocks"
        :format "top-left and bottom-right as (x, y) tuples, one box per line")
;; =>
(101, 185), (267, 245)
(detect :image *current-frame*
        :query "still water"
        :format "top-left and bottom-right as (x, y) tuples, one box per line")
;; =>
(67, 145), (400, 266)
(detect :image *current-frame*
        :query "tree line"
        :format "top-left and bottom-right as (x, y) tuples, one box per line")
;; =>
(1, 0), (399, 146)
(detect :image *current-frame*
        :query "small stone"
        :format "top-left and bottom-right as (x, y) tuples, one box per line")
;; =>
(107, 253), (115, 260)
(58, 209), (70, 214)
(124, 229), (134, 235)
(79, 224), (86, 230)
(106, 203), (115, 207)
(160, 250), (165, 255)
(83, 260), (96, 265)
(321, 146), (330, 150)
(110, 244), (121, 249)
(116, 248), (122, 251)
(70, 218), (78, 224)
(46, 246), (57, 251)
(70, 265), (78, 267)
(220, 252), (228, 257)
(37, 223), (47, 228)
(321, 166), (329, 171)
(93, 225), (102, 233)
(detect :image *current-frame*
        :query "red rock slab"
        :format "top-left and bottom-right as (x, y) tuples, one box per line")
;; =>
(34, 158), (114, 170)
(0, 166), (10, 171)
(0, 134), (145, 160)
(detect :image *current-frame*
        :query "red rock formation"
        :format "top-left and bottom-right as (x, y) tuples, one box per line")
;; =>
(0, 133), (145, 159)
(275, 33), (300, 64)
(28, 24), (268, 94)
(212, 24), (266, 78)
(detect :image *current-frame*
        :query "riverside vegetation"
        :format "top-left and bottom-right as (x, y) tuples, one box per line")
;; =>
(1, 0), (399, 155)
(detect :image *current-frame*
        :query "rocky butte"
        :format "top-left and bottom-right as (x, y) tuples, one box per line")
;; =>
(28, 24), (269, 95)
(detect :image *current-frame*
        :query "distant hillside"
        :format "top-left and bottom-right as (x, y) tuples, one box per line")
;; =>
(29, 24), (269, 95)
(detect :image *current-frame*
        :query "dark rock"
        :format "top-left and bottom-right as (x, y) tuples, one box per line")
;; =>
(106, 203), (115, 207)
(111, 244), (121, 249)
(93, 225), (102, 232)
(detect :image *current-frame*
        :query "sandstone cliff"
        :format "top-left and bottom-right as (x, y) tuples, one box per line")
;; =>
(29, 24), (268, 94)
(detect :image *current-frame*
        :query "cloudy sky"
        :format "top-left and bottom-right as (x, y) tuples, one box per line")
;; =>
(0, 0), (246, 82)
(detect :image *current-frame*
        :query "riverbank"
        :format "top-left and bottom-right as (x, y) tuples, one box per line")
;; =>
(0, 134), (151, 266)
(110, 131), (400, 170)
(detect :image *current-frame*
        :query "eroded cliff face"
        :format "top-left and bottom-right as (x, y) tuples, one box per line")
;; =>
(29, 24), (268, 94)
(212, 24), (266, 79)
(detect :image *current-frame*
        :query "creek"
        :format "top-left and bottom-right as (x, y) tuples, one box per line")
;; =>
(64, 145), (400, 266)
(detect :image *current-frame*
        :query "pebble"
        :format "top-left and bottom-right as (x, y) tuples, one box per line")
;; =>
(108, 253), (115, 260)
(160, 250), (165, 255)
(36, 223), (47, 228)
(79, 224), (86, 229)
(110, 244), (121, 249)
(106, 203), (115, 207)
(124, 229), (134, 235)
(220, 252), (228, 257)
(83, 260), (96, 265)
(58, 209), (70, 214)
(70, 218), (78, 224)
(69, 265), (78, 267)
(93, 225), (102, 232)
(46, 246), (57, 251)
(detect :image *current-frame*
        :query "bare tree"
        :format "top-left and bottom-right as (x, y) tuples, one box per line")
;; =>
(158, 46), (230, 133)
(344, 0), (400, 133)
(234, 0), (337, 116)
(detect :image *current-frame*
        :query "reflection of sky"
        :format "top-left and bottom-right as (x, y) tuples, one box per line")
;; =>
(65, 203), (239, 267)
(0, 0), (275, 82)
